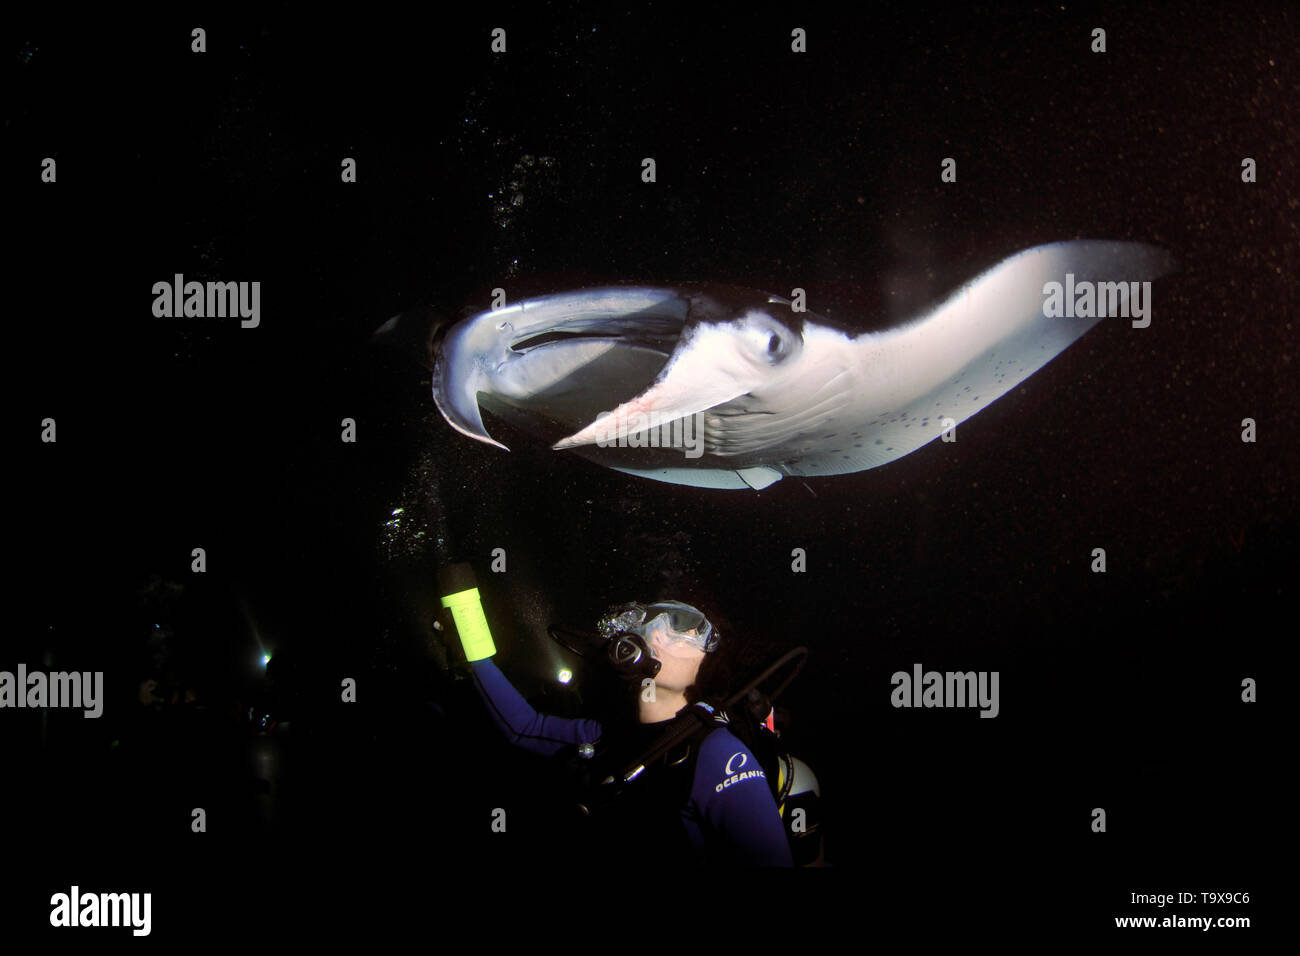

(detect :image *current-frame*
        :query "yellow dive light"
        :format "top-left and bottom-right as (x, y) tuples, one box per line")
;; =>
(437, 563), (496, 661)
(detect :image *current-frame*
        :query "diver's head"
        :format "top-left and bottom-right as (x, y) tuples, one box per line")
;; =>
(596, 600), (719, 693)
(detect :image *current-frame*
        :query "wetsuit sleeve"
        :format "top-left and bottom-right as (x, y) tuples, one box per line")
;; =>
(693, 729), (793, 866)
(469, 658), (603, 756)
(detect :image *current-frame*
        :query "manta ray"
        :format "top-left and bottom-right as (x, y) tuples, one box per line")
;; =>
(424, 241), (1173, 489)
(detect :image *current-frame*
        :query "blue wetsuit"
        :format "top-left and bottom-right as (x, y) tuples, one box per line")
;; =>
(470, 658), (792, 866)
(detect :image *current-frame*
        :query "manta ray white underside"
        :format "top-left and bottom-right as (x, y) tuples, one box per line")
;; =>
(431, 241), (1174, 489)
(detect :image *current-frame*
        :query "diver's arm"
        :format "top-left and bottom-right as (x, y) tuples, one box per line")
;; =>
(694, 729), (793, 866)
(469, 658), (603, 757)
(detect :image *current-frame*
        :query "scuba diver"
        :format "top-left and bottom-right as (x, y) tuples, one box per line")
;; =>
(442, 577), (821, 866)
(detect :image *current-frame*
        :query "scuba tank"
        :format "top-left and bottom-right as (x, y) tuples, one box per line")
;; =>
(715, 685), (823, 867)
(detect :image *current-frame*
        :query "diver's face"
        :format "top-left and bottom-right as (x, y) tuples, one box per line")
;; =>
(644, 623), (705, 693)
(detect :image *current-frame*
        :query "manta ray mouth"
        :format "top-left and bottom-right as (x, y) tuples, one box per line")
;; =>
(505, 305), (688, 357)
(509, 329), (638, 353)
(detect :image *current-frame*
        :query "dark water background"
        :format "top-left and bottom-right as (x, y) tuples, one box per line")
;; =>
(6, 6), (1294, 939)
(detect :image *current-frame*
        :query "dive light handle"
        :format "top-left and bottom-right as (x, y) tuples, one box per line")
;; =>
(437, 562), (497, 662)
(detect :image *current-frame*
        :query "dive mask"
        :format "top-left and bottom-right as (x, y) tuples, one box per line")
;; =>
(596, 600), (720, 658)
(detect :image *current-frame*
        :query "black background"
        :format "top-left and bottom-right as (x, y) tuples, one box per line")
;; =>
(5, 5), (1293, 941)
